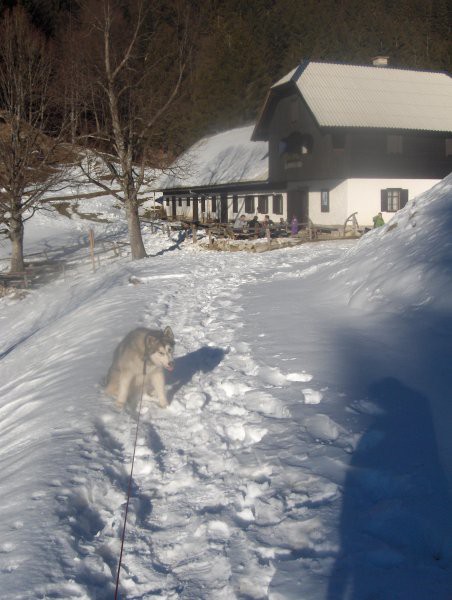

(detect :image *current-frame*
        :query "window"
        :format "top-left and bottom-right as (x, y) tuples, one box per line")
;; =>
(178, 198), (182, 207)
(387, 134), (403, 154)
(166, 199), (170, 206)
(321, 190), (330, 213)
(211, 195), (217, 213)
(301, 135), (313, 154)
(186, 197), (190, 206)
(387, 189), (401, 211)
(200, 196), (206, 213)
(281, 131), (313, 169)
(257, 195), (268, 214)
(283, 131), (313, 155)
(381, 188), (409, 212)
(232, 195), (238, 213)
(273, 194), (283, 215)
(446, 138), (452, 156)
(244, 195), (255, 214)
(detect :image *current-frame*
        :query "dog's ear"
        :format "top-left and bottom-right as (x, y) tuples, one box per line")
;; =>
(163, 326), (174, 343)
(145, 334), (160, 354)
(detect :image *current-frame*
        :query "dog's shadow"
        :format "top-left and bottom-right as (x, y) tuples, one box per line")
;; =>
(166, 346), (227, 401)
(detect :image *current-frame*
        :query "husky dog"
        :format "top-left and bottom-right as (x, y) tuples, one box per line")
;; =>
(105, 326), (175, 409)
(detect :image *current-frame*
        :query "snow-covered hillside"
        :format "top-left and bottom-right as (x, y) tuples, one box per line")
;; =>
(0, 174), (451, 599)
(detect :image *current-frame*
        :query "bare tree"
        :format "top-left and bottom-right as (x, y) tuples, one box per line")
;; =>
(0, 5), (70, 272)
(72, 0), (192, 260)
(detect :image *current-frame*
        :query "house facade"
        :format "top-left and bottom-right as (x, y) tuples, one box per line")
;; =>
(158, 60), (452, 228)
(252, 60), (452, 227)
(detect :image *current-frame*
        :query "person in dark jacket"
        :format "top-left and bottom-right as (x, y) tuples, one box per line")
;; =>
(248, 215), (259, 235)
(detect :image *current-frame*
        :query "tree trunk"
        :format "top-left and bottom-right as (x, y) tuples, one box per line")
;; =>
(10, 216), (25, 273)
(126, 200), (147, 260)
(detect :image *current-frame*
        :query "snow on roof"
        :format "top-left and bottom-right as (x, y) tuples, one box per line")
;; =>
(273, 61), (452, 132)
(157, 125), (268, 191)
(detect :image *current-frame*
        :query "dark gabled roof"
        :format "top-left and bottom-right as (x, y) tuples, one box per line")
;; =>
(253, 61), (452, 140)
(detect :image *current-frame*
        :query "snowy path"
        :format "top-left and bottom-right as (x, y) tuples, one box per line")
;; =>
(0, 240), (345, 600)
(2, 211), (452, 600)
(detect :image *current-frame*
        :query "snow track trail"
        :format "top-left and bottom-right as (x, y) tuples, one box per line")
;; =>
(54, 258), (279, 599)
(23, 242), (347, 600)
(2, 179), (452, 599)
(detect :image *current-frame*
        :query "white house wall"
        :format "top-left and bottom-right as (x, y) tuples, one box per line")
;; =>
(346, 179), (440, 226)
(303, 180), (349, 225)
(305, 178), (439, 228)
(163, 178), (439, 228)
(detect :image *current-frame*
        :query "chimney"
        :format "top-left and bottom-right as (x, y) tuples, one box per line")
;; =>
(372, 56), (389, 67)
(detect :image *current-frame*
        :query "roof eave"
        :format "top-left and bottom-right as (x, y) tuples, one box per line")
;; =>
(160, 178), (287, 195)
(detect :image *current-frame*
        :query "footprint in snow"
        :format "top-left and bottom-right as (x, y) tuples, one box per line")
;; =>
(258, 366), (287, 386)
(286, 371), (313, 382)
(258, 367), (314, 387)
(244, 390), (290, 419)
(221, 422), (268, 447)
(304, 413), (340, 442)
(302, 388), (323, 404)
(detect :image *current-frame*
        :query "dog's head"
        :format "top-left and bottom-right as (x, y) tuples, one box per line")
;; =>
(145, 326), (175, 371)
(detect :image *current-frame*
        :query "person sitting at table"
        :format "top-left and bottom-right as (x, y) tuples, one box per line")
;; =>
(276, 217), (289, 236)
(262, 215), (273, 228)
(248, 215), (260, 236)
(257, 214), (273, 237)
(233, 214), (247, 231)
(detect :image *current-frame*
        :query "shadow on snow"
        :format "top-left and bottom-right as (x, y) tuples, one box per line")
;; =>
(328, 307), (452, 599)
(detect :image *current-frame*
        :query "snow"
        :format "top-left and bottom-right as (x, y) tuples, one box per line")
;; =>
(156, 125), (268, 190)
(0, 173), (452, 599)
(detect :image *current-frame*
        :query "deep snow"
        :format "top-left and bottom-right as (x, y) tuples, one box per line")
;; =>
(0, 174), (451, 599)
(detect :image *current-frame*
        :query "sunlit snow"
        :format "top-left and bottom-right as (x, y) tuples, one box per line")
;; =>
(0, 174), (451, 599)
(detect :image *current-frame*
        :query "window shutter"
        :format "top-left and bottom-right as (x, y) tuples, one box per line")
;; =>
(400, 189), (409, 209)
(381, 189), (388, 212)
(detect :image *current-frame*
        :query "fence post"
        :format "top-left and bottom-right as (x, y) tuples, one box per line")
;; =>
(89, 228), (96, 272)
